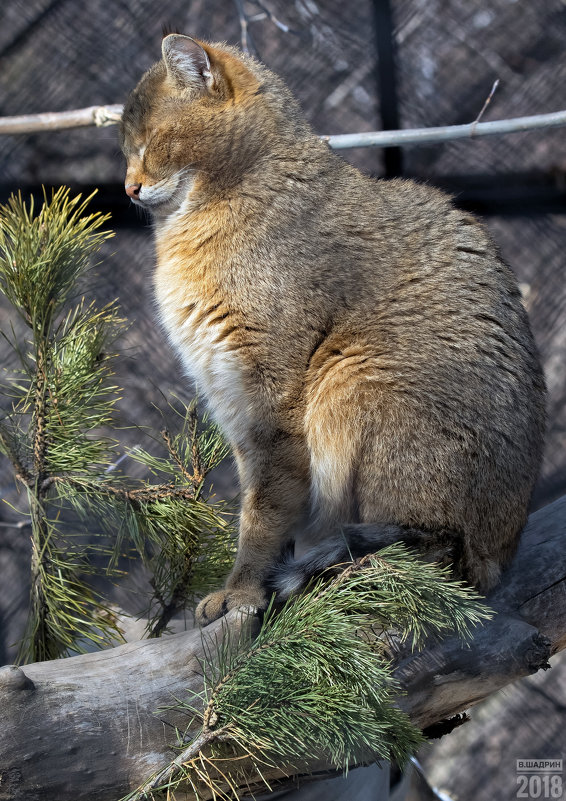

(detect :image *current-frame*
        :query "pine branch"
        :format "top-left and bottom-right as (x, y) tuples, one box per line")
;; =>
(0, 189), (236, 663)
(122, 547), (490, 800)
(0, 188), (123, 662)
(124, 407), (234, 636)
(49, 469), (234, 638)
(46, 403), (235, 639)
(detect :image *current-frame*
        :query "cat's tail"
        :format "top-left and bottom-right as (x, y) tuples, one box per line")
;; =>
(266, 522), (455, 601)
(267, 521), (504, 599)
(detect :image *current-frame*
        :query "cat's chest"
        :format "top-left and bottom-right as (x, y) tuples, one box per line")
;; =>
(154, 261), (251, 445)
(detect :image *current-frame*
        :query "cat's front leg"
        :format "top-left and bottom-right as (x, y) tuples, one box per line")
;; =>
(195, 431), (309, 626)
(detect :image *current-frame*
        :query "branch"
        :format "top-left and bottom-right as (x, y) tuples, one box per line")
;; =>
(0, 104), (123, 134)
(0, 428), (32, 486)
(45, 474), (198, 504)
(472, 78), (500, 127)
(0, 496), (564, 801)
(1, 105), (566, 149)
(246, 0), (301, 36)
(232, 0), (258, 57)
(324, 109), (566, 149)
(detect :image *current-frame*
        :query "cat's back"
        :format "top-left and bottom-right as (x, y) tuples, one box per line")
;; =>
(331, 170), (544, 426)
(297, 163), (545, 483)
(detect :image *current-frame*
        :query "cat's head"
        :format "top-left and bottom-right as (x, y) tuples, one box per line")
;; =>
(120, 35), (308, 216)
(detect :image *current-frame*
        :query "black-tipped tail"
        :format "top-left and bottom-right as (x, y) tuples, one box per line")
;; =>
(265, 522), (427, 601)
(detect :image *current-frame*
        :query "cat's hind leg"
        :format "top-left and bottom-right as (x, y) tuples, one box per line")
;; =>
(303, 337), (380, 532)
(300, 334), (506, 596)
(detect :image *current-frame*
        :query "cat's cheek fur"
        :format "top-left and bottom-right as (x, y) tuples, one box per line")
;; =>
(137, 172), (192, 213)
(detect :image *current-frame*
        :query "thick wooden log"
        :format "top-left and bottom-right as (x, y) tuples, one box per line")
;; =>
(1, 497), (564, 801)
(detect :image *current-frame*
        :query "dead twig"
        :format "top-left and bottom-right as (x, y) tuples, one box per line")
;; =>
(232, 0), (258, 57)
(471, 78), (500, 135)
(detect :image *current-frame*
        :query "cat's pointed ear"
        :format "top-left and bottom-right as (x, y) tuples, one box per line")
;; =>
(162, 34), (215, 91)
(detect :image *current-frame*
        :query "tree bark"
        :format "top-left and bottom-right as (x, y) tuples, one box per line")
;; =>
(1, 496), (564, 801)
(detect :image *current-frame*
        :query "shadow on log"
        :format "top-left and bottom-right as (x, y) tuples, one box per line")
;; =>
(1, 497), (565, 801)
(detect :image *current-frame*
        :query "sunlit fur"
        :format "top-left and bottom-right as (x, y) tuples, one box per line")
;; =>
(121, 36), (546, 624)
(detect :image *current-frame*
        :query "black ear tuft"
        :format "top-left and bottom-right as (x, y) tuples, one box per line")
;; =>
(161, 22), (183, 39)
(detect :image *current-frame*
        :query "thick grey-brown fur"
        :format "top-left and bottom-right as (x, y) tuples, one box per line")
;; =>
(120, 36), (546, 624)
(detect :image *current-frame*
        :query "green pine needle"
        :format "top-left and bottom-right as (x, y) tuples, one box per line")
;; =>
(0, 187), (113, 336)
(127, 548), (490, 800)
(0, 189), (235, 662)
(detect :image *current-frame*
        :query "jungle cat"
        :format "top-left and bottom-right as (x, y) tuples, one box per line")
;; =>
(120, 34), (546, 626)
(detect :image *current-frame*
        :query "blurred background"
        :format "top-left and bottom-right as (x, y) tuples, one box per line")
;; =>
(0, 1), (565, 799)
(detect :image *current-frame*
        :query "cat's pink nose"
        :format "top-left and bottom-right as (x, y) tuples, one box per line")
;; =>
(125, 183), (141, 199)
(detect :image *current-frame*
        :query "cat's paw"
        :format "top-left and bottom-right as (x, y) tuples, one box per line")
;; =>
(195, 587), (267, 627)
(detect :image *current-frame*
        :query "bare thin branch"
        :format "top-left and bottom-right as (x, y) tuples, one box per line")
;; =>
(0, 104), (123, 135)
(247, 0), (299, 35)
(471, 78), (501, 133)
(232, 0), (258, 57)
(0, 520), (31, 530)
(324, 109), (566, 149)
(132, 727), (228, 798)
(1, 104), (565, 150)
